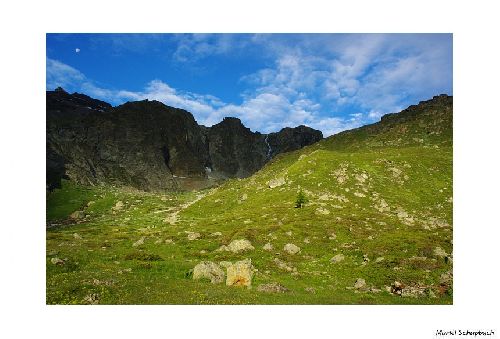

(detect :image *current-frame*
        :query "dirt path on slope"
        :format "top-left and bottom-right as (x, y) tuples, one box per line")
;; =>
(163, 191), (213, 225)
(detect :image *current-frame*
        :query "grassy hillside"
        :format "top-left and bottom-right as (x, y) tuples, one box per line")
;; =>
(46, 95), (452, 304)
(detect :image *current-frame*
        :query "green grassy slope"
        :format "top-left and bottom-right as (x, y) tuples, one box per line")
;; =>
(46, 95), (452, 304)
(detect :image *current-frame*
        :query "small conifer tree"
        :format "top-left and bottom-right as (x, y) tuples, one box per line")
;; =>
(295, 190), (308, 208)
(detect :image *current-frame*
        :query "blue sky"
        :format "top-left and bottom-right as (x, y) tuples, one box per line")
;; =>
(46, 33), (452, 136)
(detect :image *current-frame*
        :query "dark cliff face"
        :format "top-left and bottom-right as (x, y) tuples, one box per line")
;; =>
(47, 90), (208, 191)
(267, 125), (323, 159)
(46, 89), (323, 191)
(206, 117), (268, 178)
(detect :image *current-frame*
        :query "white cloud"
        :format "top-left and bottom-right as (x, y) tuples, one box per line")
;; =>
(46, 57), (115, 100)
(46, 58), (85, 90)
(242, 33), (451, 119)
(172, 34), (247, 63)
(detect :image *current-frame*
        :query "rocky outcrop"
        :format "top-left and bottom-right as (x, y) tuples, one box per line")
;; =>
(226, 259), (253, 287)
(216, 239), (254, 253)
(266, 125), (323, 158)
(47, 89), (208, 191)
(193, 261), (225, 284)
(46, 88), (323, 191)
(257, 282), (289, 293)
(283, 243), (301, 255)
(326, 94), (453, 150)
(330, 254), (345, 263)
(206, 117), (268, 178)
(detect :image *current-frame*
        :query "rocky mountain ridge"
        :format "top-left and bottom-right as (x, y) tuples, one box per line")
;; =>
(322, 94), (452, 151)
(46, 88), (323, 191)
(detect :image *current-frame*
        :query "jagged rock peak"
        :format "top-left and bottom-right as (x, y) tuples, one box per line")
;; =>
(216, 117), (250, 130)
(266, 125), (323, 158)
(47, 87), (113, 112)
(46, 90), (323, 191)
(380, 94), (452, 122)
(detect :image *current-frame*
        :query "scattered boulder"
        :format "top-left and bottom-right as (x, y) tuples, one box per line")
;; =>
(274, 258), (295, 272)
(440, 270), (453, 284)
(330, 254), (345, 263)
(375, 257), (385, 263)
(226, 259), (253, 287)
(315, 207), (330, 215)
(210, 232), (222, 237)
(164, 213), (179, 224)
(229, 239), (254, 252)
(396, 208), (414, 225)
(401, 285), (427, 298)
(391, 281), (405, 295)
(82, 293), (100, 305)
(423, 217), (450, 230)
(263, 243), (273, 251)
(73, 233), (83, 240)
(50, 257), (65, 265)
(328, 232), (337, 240)
(268, 177), (285, 188)
(355, 173), (369, 184)
(187, 232), (201, 241)
(218, 239), (254, 253)
(132, 236), (145, 247)
(389, 281), (429, 298)
(374, 199), (390, 212)
(112, 201), (124, 211)
(388, 167), (403, 179)
(193, 261), (225, 284)
(283, 243), (301, 255)
(433, 246), (448, 258)
(305, 287), (316, 294)
(69, 210), (85, 220)
(257, 282), (289, 293)
(354, 278), (366, 289)
(332, 164), (349, 184)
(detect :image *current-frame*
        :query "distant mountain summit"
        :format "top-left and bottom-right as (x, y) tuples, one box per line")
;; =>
(46, 89), (323, 191)
(323, 94), (452, 151)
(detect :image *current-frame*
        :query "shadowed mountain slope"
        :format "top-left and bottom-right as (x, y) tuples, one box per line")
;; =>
(46, 88), (322, 191)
